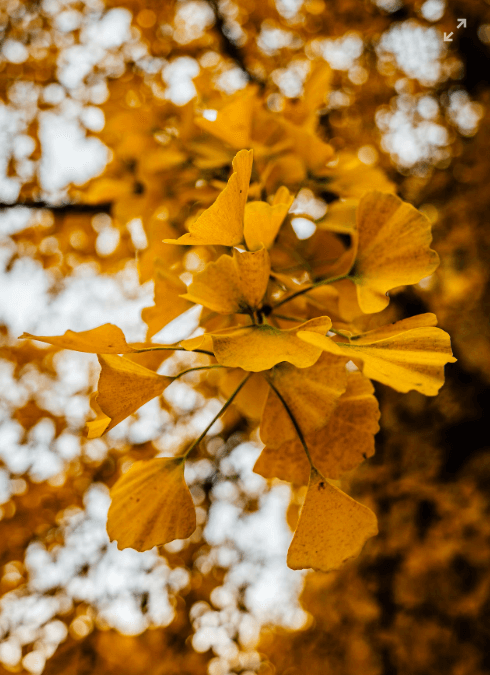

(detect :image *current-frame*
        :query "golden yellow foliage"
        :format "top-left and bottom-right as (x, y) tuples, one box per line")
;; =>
(107, 457), (196, 550)
(299, 314), (456, 395)
(287, 469), (378, 572)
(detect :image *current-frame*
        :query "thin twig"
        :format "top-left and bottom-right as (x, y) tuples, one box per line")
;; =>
(264, 374), (315, 470)
(183, 372), (252, 459)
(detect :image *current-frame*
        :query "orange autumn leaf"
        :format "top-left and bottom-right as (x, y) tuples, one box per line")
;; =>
(164, 149), (253, 247)
(87, 355), (171, 436)
(107, 457), (196, 551)
(298, 313), (457, 396)
(182, 248), (270, 314)
(351, 191), (440, 313)
(142, 266), (192, 338)
(287, 468), (378, 572)
(195, 90), (255, 148)
(218, 369), (269, 420)
(20, 324), (133, 354)
(243, 187), (294, 251)
(210, 316), (332, 372)
(254, 372), (380, 484)
(321, 153), (396, 199)
(260, 352), (348, 449)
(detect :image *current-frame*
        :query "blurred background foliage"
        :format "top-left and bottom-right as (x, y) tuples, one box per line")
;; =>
(1, 0), (490, 674)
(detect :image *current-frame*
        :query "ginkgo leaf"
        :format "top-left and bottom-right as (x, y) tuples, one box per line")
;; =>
(195, 90), (255, 148)
(350, 191), (440, 313)
(210, 316), (332, 372)
(86, 392), (111, 439)
(321, 153), (396, 199)
(142, 267), (192, 338)
(287, 468), (378, 572)
(164, 149), (253, 246)
(298, 313), (457, 395)
(280, 120), (335, 175)
(218, 369), (269, 420)
(260, 352), (348, 449)
(20, 324), (133, 354)
(254, 372), (379, 484)
(243, 188), (294, 251)
(182, 248), (270, 314)
(316, 199), (358, 234)
(107, 457), (196, 551)
(93, 355), (172, 434)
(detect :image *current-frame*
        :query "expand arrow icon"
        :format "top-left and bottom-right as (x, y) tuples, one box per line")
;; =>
(444, 32), (453, 41)
(457, 18), (466, 28)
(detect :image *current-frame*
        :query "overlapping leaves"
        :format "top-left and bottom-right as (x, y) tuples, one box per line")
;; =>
(20, 138), (456, 574)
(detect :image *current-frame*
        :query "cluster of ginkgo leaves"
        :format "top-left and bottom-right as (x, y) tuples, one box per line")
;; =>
(20, 84), (456, 573)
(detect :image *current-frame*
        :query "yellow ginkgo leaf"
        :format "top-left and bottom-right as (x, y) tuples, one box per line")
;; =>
(182, 248), (270, 314)
(142, 267), (192, 338)
(86, 392), (111, 439)
(243, 188), (294, 251)
(298, 313), (457, 396)
(211, 316), (332, 372)
(351, 191), (440, 313)
(321, 153), (396, 199)
(218, 369), (269, 420)
(94, 355), (172, 434)
(280, 120), (335, 175)
(254, 372), (379, 484)
(164, 149), (253, 246)
(195, 89), (255, 148)
(260, 352), (348, 449)
(316, 199), (358, 234)
(287, 468), (378, 572)
(107, 457), (196, 551)
(20, 324), (133, 354)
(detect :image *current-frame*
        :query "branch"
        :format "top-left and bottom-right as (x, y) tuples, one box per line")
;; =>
(0, 201), (112, 213)
(205, 0), (264, 86)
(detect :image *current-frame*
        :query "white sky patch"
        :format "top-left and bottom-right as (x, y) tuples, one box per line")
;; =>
(257, 26), (300, 56)
(291, 217), (316, 240)
(376, 94), (449, 169)
(39, 113), (109, 192)
(377, 20), (444, 86)
(446, 89), (484, 137)
(420, 0), (445, 22)
(318, 32), (364, 71)
(162, 57), (200, 105)
(2, 39), (29, 64)
(173, 1), (215, 45)
(215, 67), (248, 94)
(272, 60), (309, 98)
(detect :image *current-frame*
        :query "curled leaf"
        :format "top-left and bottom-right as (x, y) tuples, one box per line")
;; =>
(287, 468), (378, 572)
(243, 188), (294, 251)
(107, 457), (196, 551)
(90, 355), (171, 435)
(298, 313), (457, 395)
(20, 324), (132, 354)
(164, 149), (253, 246)
(142, 266), (192, 338)
(351, 191), (440, 313)
(183, 248), (270, 314)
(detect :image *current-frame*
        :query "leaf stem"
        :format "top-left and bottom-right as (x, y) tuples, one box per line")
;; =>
(272, 274), (350, 310)
(273, 313), (306, 323)
(263, 375), (315, 471)
(132, 346), (215, 356)
(183, 372), (252, 459)
(172, 365), (225, 380)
